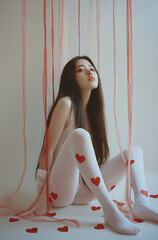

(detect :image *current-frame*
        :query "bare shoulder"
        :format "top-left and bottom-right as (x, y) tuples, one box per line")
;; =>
(56, 97), (72, 113)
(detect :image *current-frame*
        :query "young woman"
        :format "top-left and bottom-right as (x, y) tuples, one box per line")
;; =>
(35, 56), (158, 235)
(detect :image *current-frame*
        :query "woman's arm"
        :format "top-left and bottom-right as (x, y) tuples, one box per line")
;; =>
(38, 97), (72, 170)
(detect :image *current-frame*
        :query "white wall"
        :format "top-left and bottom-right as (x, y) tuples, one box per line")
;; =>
(0, 0), (158, 198)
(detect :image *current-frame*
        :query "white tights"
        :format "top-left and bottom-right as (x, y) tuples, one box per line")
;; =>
(36, 128), (158, 234)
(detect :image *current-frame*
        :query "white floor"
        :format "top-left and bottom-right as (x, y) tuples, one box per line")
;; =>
(0, 171), (158, 240)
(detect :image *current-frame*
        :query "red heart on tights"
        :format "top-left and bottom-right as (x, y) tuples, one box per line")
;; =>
(47, 212), (56, 217)
(91, 177), (100, 186)
(51, 192), (58, 200)
(26, 227), (38, 233)
(134, 218), (144, 223)
(130, 160), (135, 165)
(150, 194), (158, 199)
(110, 185), (116, 191)
(91, 206), (101, 211)
(9, 218), (20, 223)
(75, 154), (85, 163)
(49, 197), (53, 203)
(57, 226), (68, 232)
(140, 189), (148, 197)
(94, 224), (104, 229)
(126, 160), (135, 166)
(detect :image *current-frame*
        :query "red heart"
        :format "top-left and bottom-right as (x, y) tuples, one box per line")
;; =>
(51, 192), (58, 200)
(47, 212), (56, 217)
(26, 227), (38, 233)
(130, 160), (135, 165)
(94, 224), (104, 229)
(49, 197), (53, 203)
(57, 226), (68, 232)
(150, 194), (158, 199)
(91, 177), (100, 186)
(9, 218), (20, 223)
(134, 218), (144, 223)
(110, 185), (116, 191)
(126, 160), (135, 166)
(75, 154), (85, 163)
(140, 189), (148, 197)
(113, 200), (125, 207)
(91, 206), (101, 211)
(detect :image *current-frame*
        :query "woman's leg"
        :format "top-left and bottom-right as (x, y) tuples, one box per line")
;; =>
(100, 146), (158, 222)
(49, 128), (140, 234)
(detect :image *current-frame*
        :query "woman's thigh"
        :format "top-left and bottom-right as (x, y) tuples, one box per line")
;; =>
(49, 135), (80, 207)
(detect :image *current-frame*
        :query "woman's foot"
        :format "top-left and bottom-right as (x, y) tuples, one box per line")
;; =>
(105, 208), (140, 235)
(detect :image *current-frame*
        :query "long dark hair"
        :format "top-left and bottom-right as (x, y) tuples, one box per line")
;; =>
(35, 56), (110, 178)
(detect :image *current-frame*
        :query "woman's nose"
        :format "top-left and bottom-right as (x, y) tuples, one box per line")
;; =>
(88, 69), (92, 75)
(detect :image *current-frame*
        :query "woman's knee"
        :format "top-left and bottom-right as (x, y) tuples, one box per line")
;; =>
(70, 128), (91, 142)
(50, 197), (75, 208)
(124, 145), (143, 160)
(131, 145), (143, 158)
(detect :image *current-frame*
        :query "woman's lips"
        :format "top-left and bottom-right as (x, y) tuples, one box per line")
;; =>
(88, 76), (95, 81)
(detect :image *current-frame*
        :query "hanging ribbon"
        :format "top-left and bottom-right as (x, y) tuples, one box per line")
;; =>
(96, 0), (101, 73)
(78, 0), (80, 55)
(51, 0), (55, 103)
(58, 0), (67, 76)
(113, 0), (134, 213)
(126, 0), (134, 211)
(42, 0), (50, 213)
(87, 0), (93, 58)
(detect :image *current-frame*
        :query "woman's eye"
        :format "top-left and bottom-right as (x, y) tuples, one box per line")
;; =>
(77, 68), (84, 72)
(90, 68), (96, 72)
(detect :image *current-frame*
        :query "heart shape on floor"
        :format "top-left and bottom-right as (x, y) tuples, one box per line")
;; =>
(134, 218), (144, 223)
(75, 154), (85, 163)
(57, 226), (68, 232)
(113, 200), (125, 207)
(91, 206), (101, 211)
(94, 224), (104, 229)
(150, 194), (158, 199)
(140, 189), (148, 197)
(46, 212), (57, 217)
(9, 218), (20, 223)
(91, 177), (100, 186)
(26, 227), (38, 233)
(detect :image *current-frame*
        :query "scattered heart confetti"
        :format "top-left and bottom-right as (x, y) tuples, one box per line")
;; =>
(113, 200), (125, 207)
(150, 194), (158, 199)
(91, 177), (100, 186)
(134, 218), (144, 223)
(57, 226), (68, 232)
(46, 212), (56, 217)
(140, 189), (148, 197)
(94, 224), (104, 229)
(110, 185), (116, 191)
(75, 154), (85, 163)
(51, 192), (58, 200)
(9, 218), (20, 223)
(26, 227), (38, 233)
(91, 206), (101, 211)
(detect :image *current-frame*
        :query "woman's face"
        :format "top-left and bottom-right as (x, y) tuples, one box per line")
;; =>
(75, 59), (98, 91)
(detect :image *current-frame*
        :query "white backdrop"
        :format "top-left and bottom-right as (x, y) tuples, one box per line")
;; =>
(0, 0), (158, 199)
